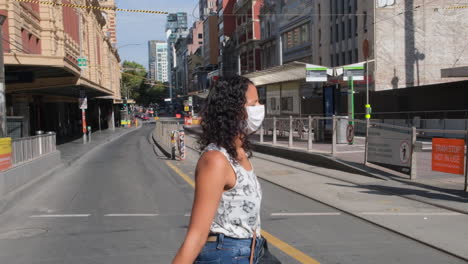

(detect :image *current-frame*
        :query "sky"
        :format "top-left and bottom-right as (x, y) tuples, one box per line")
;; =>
(115, 0), (199, 69)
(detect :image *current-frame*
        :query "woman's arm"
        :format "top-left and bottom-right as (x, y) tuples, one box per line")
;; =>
(172, 151), (231, 264)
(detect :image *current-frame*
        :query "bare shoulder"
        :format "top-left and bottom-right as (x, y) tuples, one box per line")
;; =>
(197, 150), (230, 171)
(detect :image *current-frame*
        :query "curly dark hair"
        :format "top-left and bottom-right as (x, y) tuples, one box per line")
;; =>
(199, 75), (253, 162)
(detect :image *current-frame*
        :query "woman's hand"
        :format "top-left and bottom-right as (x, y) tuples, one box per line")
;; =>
(172, 151), (233, 264)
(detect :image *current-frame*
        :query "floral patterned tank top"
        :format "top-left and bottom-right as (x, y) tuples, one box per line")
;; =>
(203, 144), (262, 238)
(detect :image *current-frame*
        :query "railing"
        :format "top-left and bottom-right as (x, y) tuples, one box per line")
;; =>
(12, 133), (57, 166)
(258, 116), (468, 191)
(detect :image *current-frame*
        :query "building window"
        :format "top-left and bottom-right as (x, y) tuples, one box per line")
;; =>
(354, 16), (358, 36)
(348, 50), (353, 64)
(199, 41), (203, 44)
(330, 26), (333, 43)
(270, 98), (277, 111)
(341, 21), (345, 41)
(281, 97), (293, 112)
(342, 52), (346, 65)
(348, 19), (352, 38)
(363, 11), (368, 32)
(329, 0), (333, 21)
(300, 23), (309, 44)
(319, 29), (322, 47)
(318, 4), (321, 20)
(335, 24), (339, 43)
(282, 23), (309, 50)
(355, 48), (359, 62)
(198, 33), (203, 38)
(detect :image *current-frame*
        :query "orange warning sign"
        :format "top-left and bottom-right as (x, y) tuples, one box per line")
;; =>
(0, 137), (12, 171)
(432, 138), (465, 175)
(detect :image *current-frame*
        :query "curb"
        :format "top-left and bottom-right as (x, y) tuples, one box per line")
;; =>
(257, 175), (468, 262)
(0, 125), (142, 215)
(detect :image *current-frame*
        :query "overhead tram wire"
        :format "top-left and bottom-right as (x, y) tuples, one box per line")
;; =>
(13, 0), (168, 14)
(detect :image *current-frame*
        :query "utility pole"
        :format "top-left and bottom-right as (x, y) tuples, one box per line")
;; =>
(0, 15), (7, 137)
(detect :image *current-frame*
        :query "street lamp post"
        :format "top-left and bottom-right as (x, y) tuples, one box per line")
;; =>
(0, 14), (7, 137)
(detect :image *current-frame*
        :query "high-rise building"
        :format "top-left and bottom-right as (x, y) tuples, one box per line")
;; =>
(148, 41), (168, 83)
(166, 12), (189, 96)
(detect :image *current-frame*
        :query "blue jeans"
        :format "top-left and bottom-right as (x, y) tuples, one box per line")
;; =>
(195, 233), (265, 264)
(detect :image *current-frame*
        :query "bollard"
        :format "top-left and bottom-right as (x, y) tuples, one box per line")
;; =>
(273, 116), (277, 145)
(364, 119), (370, 166)
(308, 116), (313, 151)
(260, 124), (264, 143)
(88, 126), (92, 142)
(464, 130), (468, 192)
(410, 127), (417, 180)
(171, 131), (176, 160)
(332, 116), (337, 156)
(179, 130), (186, 161)
(289, 116), (293, 148)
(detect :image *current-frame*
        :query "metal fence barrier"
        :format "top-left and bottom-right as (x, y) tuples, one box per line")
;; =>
(11, 133), (57, 166)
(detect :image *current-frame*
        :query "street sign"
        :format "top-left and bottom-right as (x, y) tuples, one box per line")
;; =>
(306, 64), (329, 82)
(164, 98), (172, 102)
(184, 106), (190, 112)
(79, 97), (88, 110)
(78, 57), (88, 69)
(188, 96), (193, 106)
(432, 138), (465, 175)
(367, 126), (412, 175)
(346, 124), (354, 143)
(343, 63), (365, 81)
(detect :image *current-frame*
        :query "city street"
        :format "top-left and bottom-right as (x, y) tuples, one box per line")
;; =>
(0, 125), (465, 264)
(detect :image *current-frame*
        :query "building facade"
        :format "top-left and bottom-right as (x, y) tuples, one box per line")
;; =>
(148, 40), (168, 83)
(199, 0), (217, 21)
(0, 0), (121, 141)
(166, 12), (188, 92)
(233, 0), (264, 75)
(218, 0), (237, 77)
(98, 0), (117, 47)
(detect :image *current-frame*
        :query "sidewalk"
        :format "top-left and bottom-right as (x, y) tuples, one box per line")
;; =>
(171, 133), (468, 261)
(253, 134), (467, 194)
(58, 126), (141, 165)
(250, 152), (468, 261)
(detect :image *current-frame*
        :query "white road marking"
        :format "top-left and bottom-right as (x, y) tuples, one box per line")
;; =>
(271, 212), (342, 216)
(104, 214), (160, 217)
(30, 214), (91, 218)
(360, 212), (462, 216)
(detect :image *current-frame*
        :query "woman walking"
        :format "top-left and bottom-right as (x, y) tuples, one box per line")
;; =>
(172, 76), (266, 264)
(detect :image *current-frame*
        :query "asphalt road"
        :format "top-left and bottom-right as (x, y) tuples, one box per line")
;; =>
(0, 125), (465, 264)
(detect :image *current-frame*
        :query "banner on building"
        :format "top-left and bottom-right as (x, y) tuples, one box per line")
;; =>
(432, 138), (465, 175)
(0, 137), (12, 171)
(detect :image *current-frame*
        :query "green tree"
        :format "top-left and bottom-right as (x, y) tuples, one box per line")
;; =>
(121, 61), (147, 100)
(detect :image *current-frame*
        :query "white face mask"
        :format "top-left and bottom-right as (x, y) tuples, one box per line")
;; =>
(245, 105), (265, 134)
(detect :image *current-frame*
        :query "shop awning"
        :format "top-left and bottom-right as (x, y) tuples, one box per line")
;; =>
(243, 61), (307, 86)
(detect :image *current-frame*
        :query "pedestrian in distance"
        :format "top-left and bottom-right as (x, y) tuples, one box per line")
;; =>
(172, 76), (280, 264)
